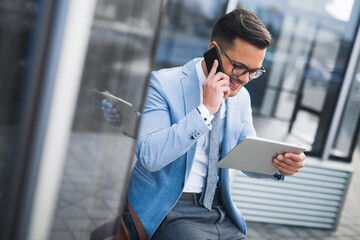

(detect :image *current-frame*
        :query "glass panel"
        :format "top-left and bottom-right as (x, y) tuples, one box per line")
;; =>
(155, 0), (228, 69)
(332, 59), (360, 161)
(47, 0), (165, 239)
(0, 0), (39, 233)
(238, 0), (360, 156)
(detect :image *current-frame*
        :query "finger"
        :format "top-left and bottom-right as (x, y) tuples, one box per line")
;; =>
(272, 157), (300, 176)
(223, 87), (230, 99)
(101, 106), (119, 114)
(104, 113), (121, 120)
(273, 159), (301, 174)
(275, 154), (304, 168)
(277, 166), (297, 176)
(106, 119), (121, 124)
(215, 78), (229, 86)
(219, 85), (230, 96)
(204, 73), (229, 90)
(101, 99), (114, 108)
(203, 77), (228, 94)
(283, 152), (306, 162)
(209, 72), (229, 86)
(208, 59), (219, 78)
(212, 72), (229, 82)
(273, 158), (304, 173)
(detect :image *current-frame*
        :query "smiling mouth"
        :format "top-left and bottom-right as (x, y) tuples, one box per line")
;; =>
(229, 77), (243, 89)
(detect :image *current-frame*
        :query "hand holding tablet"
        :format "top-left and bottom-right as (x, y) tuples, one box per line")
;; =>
(216, 136), (307, 175)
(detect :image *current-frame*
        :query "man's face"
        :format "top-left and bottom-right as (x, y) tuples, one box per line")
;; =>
(218, 38), (267, 97)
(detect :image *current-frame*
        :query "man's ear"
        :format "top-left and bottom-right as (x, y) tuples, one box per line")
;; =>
(208, 41), (218, 49)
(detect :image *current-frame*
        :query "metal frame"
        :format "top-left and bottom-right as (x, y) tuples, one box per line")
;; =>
(231, 159), (353, 230)
(0, 0), (58, 239)
(139, 0), (170, 113)
(322, 22), (360, 161)
(25, 0), (97, 239)
(332, 171), (353, 230)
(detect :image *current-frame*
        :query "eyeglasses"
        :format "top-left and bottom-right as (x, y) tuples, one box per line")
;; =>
(218, 44), (265, 80)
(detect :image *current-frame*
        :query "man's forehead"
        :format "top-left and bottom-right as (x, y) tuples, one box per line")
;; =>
(228, 41), (266, 68)
(230, 52), (265, 69)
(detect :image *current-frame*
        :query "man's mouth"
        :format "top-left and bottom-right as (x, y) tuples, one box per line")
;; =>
(229, 77), (243, 89)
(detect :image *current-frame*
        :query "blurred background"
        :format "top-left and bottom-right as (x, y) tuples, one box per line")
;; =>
(0, 0), (359, 239)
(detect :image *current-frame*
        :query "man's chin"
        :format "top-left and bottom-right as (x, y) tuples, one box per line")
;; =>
(229, 87), (242, 97)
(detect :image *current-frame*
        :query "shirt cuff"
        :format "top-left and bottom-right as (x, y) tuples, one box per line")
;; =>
(196, 104), (214, 127)
(273, 173), (285, 180)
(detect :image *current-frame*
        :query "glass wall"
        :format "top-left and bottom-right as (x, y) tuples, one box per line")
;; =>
(47, 0), (165, 239)
(153, 0), (360, 161)
(155, 0), (228, 69)
(331, 57), (360, 160)
(0, 0), (45, 238)
(237, 0), (360, 159)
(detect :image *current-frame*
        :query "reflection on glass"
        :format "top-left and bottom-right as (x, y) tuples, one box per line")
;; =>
(153, 0), (360, 159)
(238, 0), (360, 157)
(155, 0), (228, 69)
(332, 64), (360, 161)
(48, 0), (164, 239)
(0, 0), (39, 232)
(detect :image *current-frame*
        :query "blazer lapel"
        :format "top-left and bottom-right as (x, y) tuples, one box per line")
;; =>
(180, 59), (202, 180)
(181, 59), (201, 115)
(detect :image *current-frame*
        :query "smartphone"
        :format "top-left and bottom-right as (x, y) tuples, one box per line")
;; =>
(203, 47), (224, 74)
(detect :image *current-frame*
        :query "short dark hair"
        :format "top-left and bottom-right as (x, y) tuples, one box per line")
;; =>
(211, 8), (271, 50)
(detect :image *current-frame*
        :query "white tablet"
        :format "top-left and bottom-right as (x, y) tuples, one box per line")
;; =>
(216, 136), (307, 175)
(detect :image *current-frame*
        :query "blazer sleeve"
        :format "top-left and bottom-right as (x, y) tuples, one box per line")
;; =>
(135, 73), (209, 172)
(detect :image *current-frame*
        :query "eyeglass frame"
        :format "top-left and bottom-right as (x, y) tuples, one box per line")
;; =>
(217, 44), (266, 80)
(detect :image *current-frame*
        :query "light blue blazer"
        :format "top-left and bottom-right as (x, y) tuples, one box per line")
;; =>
(128, 58), (277, 238)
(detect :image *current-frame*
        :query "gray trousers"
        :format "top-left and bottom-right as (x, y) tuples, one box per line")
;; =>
(152, 198), (247, 240)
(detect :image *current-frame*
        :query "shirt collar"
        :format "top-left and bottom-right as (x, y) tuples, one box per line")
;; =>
(196, 59), (207, 101)
(196, 58), (207, 86)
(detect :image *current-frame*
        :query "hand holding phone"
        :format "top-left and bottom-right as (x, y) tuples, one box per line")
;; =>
(202, 47), (230, 115)
(204, 47), (224, 74)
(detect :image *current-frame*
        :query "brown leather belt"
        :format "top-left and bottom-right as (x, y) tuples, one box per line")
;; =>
(180, 190), (218, 202)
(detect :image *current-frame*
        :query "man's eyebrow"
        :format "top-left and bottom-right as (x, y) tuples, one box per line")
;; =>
(232, 60), (247, 67)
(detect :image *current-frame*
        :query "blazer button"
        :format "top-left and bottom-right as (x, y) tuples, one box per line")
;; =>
(191, 130), (201, 140)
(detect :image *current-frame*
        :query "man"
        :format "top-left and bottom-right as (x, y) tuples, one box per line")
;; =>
(103, 8), (305, 239)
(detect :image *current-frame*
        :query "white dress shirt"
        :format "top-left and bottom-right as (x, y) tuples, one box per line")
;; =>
(183, 59), (226, 193)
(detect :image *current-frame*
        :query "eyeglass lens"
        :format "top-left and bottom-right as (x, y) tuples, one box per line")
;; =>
(232, 66), (263, 79)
